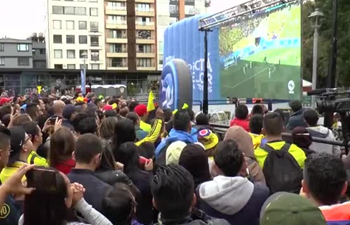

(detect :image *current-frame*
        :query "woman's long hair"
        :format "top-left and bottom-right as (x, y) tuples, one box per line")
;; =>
(49, 127), (75, 168)
(97, 139), (117, 171)
(113, 119), (136, 158)
(114, 142), (140, 178)
(98, 117), (118, 140)
(23, 168), (78, 225)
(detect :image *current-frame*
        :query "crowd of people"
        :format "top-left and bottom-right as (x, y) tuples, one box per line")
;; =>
(0, 94), (347, 225)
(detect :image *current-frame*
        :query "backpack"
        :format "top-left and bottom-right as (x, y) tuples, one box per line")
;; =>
(262, 143), (303, 194)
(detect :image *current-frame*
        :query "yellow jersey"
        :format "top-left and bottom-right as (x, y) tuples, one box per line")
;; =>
(140, 120), (152, 133)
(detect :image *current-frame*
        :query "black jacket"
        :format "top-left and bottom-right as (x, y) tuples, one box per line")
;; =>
(95, 169), (132, 186)
(286, 109), (307, 131)
(155, 208), (230, 225)
(0, 184), (22, 225)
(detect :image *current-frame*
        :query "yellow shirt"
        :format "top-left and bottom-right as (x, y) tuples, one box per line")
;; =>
(249, 133), (265, 150)
(140, 120), (152, 133)
(136, 119), (163, 146)
(254, 141), (306, 170)
(0, 151), (48, 183)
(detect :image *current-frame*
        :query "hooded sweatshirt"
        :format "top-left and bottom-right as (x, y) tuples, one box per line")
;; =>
(155, 129), (198, 158)
(224, 126), (265, 184)
(198, 176), (269, 225)
(307, 126), (341, 158)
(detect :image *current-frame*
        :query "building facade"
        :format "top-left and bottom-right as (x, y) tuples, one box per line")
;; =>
(31, 33), (47, 69)
(46, 0), (106, 70)
(0, 39), (33, 68)
(157, 0), (210, 70)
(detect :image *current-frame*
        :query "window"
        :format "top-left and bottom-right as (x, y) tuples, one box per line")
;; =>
(53, 6), (64, 14)
(136, 3), (151, 12)
(64, 6), (74, 14)
(107, 2), (126, 10)
(79, 50), (88, 58)
(110, 30), (126, 38)
(54, 64), (63, 69)
(137, 30), (151, 39)
(54, 50), (62, 59)
(90, 36), (99, 46)
(40, 49), (45, 54)
(53, 35), (62, 43)
(0, 44), (3, 51)
(79, 35), (87, 44)
(91, 64), (99, 70)
(18, 57), (30, 66)
(66, 35), (75, 44)
(90, 8), (98, 16)
(0, 57), (4, 66)
(137, 44), (152, 53)
(53, 20), (62, 29)
(79, 21), (87, 30)
(111, 58), (123, 67)
(17, 44), (29, 52)
(67, 50), (76, 59)
(66, 20), (74, 30)
(110, 44), (124, 53)
(75, 7), (86, 15)
(91, 50), (99, 61)
(34, 61), (46, 68)
(137, 58), (152, 67)
(90, 22), (98, 32)
(67, 64), (76, 69)
(80, 64), (87, 69)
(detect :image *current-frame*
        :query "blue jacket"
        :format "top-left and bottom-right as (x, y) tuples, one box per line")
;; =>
(286, 109), (307, 131)
(155, 129), (198, 158)
(0, 183), (22, 225)
(197, 176), (269, 225)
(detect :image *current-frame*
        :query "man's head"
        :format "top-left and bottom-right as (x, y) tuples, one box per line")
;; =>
(25, 103), (41, 121)
(0, 126), (11, 169)
(94, 98), (104, 108)
(32, 98), (45, 111)
(235, 104), (249, 120)
(73, 133), (102, 170)
(126, 112), (140, 126)
(196, 113), (209, 126)
(151, 164), (195, 219)
(289, 100), (303, 113)
(53, 100), (66, 116)
(72, 113), (97, 135)
(22, 121), (43, 149)
(249, 114), (263, 134)
(304, 109), (319, 127)
(214, 139), (246, 177)
(8, 126), (34, 165)
(303, 153), (347, 206)
(263, 112), (283, 137)
(173, 110), (191, 133)
(134, 104), (148, 121)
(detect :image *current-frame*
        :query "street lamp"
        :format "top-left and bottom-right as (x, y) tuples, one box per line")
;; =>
(81, 52), (88, 95)
(309, 8), (324, 109)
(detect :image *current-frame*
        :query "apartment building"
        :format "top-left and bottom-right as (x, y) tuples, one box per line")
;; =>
(31, 33), (47, 69)
(157, 0), (210, 70)
(46, 0), (106, 70)
(104, 0), (157, 71)
(0, 39), (33, 68)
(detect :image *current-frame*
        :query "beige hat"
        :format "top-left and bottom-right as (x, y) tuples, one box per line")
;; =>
(166, 141), (187, 165)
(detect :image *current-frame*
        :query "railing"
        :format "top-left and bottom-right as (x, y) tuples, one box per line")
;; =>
(106, 7), (126, 11)
(135, 21), (154, 26)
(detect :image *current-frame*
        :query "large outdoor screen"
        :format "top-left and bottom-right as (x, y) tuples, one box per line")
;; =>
(219, 2), (301, 100)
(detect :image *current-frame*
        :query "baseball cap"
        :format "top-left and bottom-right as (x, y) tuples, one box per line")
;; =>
(260, 192), (326, 225)
(197, 129), (219, 150)
(134, 104), (147, 117)
(103, 105), (113, 111)
(8, 126), (27, 165)
(0, 97), (11, 106)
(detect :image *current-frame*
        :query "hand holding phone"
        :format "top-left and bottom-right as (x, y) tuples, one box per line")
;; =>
(26, 168), (58, 193)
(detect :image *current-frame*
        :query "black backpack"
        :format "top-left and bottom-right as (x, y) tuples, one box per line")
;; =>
(262, 143), (303, 194)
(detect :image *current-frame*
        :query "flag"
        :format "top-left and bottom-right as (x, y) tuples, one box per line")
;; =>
(182, 103), (189, 109)
(147, 91), (156, 112)
(37, 86), (42, 94)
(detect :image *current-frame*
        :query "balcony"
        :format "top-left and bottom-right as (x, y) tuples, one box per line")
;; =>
(107, 62), (128, 70)
(105, 7), (127, 15)
(107, 51), (128, 58)
(91, 42), (99, 47)
(106, 36), (128, 44)
(135, 21), (155, 30)
(135, 0), (154, 3)
(135, 8), (155, 17)
(136, 52), (156, 58)
(106, 21), (127, 29)
(136, 65), (156, 70)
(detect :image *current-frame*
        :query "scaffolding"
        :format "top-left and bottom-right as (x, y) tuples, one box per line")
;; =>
(198, 0), (299, 31)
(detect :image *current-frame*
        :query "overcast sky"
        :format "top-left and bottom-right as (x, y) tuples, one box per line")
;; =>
(0, 0), (245, 39)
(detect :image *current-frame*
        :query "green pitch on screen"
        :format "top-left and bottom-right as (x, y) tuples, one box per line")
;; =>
(219, 4), (302, 100)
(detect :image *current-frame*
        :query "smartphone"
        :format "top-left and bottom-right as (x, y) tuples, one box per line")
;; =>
(49, 116), (62, 124)
(26, 168), (58, 192)
(139, 156), (151, 165)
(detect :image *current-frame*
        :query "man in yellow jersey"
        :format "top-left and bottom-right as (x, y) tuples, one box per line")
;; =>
(0, 126), (48, 183)
(255, 112), (306, 170)
(249, 114), (266, 150)
(134, 104), (151, 133)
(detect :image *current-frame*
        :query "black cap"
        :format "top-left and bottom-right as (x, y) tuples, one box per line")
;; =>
(8, 126), (26, 165)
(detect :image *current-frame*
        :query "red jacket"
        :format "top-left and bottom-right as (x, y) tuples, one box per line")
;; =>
(230, 118), (250, 132)
(55, 158), (76, 174)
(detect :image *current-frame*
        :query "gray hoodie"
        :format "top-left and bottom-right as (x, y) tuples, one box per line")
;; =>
(199, 176), (254, 215)
(307, 126), (341, 158)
